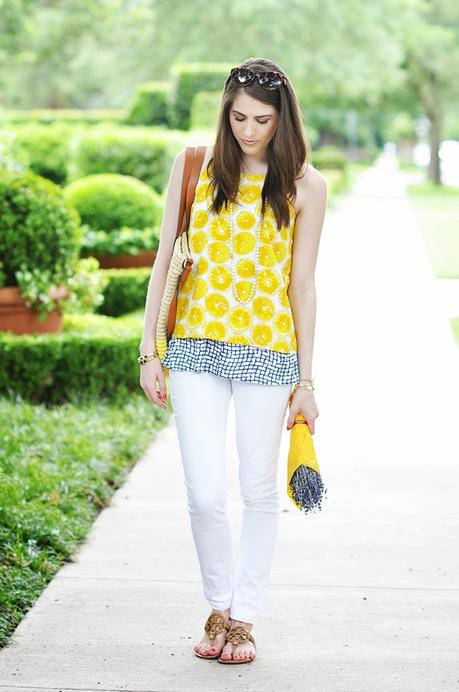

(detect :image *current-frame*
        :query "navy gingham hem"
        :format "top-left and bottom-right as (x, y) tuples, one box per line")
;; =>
(160, 336), (299, 386)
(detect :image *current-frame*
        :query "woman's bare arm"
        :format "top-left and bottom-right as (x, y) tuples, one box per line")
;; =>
(288, 165), (327, 380)
(286, 165), (327, 433)
(138, 148), (187, 408)
(139, 148), (186, 354)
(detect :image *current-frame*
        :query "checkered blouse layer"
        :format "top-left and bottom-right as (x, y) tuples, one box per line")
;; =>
(161, 337), (299, 386)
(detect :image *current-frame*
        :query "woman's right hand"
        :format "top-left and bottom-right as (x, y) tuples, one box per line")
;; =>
(139, 358), (168, 409)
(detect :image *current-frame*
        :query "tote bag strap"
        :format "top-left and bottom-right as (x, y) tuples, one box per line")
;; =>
(177, 145), (207, 238)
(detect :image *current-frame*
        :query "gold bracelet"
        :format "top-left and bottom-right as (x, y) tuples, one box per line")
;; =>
(137, 351), (158, 365)
(294, 378), (314, 391)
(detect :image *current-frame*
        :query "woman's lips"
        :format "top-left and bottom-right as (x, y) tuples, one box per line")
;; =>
(242, 139), (257, 146)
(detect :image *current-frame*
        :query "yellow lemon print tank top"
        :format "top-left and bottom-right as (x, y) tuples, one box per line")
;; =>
(171, 168), (298, 353)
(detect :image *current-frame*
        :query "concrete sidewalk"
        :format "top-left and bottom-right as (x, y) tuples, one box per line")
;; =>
(1, 152), (458, 692)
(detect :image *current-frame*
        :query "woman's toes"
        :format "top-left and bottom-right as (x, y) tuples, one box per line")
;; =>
(220, 643), (233, 660)
(237, 644), (254, 661)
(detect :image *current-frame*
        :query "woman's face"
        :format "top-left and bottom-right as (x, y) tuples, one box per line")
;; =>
(229, 91), (278, 156)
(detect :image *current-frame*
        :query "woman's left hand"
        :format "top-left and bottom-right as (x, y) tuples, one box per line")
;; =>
(286, 388), (319, 434)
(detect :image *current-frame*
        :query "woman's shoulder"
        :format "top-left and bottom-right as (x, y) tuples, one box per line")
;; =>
(203, 144), (214, 170)
(188, 144), (214, 176)
(296, 161), (327, 187)
(295, 162), (328, 213)
(172, 144), (213, 182)
(175, 143), (214, 163)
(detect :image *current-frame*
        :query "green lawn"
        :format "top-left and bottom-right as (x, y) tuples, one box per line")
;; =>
(406, 180), (459, 279)
(451, 317), (459, 343)
(405, 177), (459, 349)
(0, 392), (170, 648)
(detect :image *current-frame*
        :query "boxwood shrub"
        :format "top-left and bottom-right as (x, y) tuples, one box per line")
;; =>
(124, 81), (170, 126)
(311, 146), (348, 172)
(7, 123), (76, 185)
(97, 268), (150, 317)
(80, 226), (160, 257)
(64, 173), (162, 232)
(0, 109), (125, 125)
(67, 125), (186, 193)
(168, 62), (230, 130)
(190, 91), (221, 130)
(0, 169), (81, 288)
(0, 311), (145, 404)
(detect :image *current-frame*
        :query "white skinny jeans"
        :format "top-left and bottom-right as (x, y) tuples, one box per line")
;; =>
(169, 369), (293, 624)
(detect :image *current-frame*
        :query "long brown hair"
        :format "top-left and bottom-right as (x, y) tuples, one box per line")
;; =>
(206, 57), (310, 232)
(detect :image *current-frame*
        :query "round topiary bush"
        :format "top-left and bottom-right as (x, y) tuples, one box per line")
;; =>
(0, 168), (81, 288)
(63, 173), (162, 231)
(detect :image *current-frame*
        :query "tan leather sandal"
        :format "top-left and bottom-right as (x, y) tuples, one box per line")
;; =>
(194, 612), (231, 659)
(217, 625), (256, 664)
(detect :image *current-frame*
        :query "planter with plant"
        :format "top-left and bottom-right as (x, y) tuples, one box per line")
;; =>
(64, 173), (162, 268)
(0, 169), (107, 334)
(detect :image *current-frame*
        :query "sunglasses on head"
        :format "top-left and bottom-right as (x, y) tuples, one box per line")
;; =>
(229, 66), (285, 90)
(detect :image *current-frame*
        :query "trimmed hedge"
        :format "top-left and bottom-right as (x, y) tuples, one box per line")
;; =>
(64, 173), (162, 232)
(67, 125), (186, 193)
(190, 91), (221, 130)
(0, 109), (125, 125)
(0, 169), (81, 287)
(6, 123), (75, 185)
(125, 81), (170, 126)
(97, 268), (150, 317)
(322, 169), (347, 196)
(0, 312), (145, 404)
(168, 62), (230, 130)
(80, 226), (160, 257)
(311, 146), (348, 172)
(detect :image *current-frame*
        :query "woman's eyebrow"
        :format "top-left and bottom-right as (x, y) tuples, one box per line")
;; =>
(231, 109), (273, 118)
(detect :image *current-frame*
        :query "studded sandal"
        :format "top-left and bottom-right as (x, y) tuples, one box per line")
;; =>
(217, 625), (256, 664)
(194, 612), (231, 659)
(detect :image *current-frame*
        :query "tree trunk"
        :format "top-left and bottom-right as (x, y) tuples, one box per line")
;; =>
(427, 105), (442, 185)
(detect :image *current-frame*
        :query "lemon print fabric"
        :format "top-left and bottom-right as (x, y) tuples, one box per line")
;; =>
(172, 169), (297, 354)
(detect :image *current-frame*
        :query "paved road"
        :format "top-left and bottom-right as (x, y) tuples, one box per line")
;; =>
(1, 152), (458, 692)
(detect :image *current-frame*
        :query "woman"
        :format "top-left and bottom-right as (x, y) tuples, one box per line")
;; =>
(139, 57), (327, 664)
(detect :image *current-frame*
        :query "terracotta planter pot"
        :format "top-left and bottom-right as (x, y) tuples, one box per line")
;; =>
(0, 286), (65, 335)
(91, 249), (157, 269)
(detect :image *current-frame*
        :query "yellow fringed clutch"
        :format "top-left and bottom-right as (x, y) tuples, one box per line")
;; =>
(287, 393), (327, 514)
